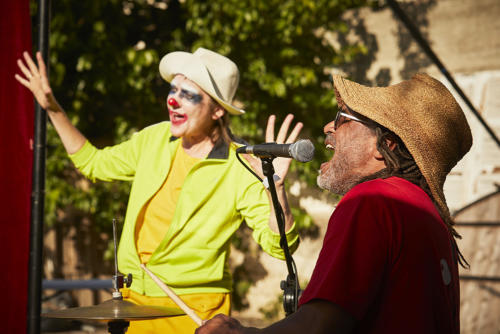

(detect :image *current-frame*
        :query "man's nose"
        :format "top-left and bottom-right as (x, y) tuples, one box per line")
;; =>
(324, 120), (335, 134)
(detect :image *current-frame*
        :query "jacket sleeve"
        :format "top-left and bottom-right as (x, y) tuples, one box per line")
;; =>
(68, 131), (143, 182)
(237, 171), (300, 260)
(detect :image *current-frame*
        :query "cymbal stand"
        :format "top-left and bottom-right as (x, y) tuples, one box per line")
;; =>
(108, 321), (130, 334)
(108, 219), (133, 334)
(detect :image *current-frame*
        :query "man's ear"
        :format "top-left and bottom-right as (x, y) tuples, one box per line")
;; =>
(374, 136), (397, 160)
(212, 105), (225, 121)
(385, 136), (397, 150)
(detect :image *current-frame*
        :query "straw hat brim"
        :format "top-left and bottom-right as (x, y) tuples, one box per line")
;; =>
(159, 51), (245, 115)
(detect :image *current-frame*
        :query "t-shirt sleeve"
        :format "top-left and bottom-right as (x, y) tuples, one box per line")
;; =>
(298, 189), (390, 320)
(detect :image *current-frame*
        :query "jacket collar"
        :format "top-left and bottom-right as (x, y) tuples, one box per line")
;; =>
(169, 136), (229, 160)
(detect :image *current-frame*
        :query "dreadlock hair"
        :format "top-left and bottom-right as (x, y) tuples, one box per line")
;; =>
(369, 123), (469, 268)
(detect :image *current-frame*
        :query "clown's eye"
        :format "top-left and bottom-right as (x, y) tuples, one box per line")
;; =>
(168, 85), (178, 95)
(180, 89), (203, 104)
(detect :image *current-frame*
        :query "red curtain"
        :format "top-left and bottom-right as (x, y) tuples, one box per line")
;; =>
(0, 0), (33, 332)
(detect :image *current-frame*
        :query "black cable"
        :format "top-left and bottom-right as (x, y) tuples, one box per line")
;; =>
(236, 152), (263, 182)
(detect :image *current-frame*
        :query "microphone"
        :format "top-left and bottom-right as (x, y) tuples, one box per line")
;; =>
(236, 139), (315, 162)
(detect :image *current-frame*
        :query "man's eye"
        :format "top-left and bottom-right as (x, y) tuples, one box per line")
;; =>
(168, 86), (177, 95)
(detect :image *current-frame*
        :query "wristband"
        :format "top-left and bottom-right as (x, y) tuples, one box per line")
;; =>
(262, 174), (281, 189)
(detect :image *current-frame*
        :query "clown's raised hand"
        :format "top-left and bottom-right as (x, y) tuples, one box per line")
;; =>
(243, 114), (303, 185)
(15, 51), (62, 113)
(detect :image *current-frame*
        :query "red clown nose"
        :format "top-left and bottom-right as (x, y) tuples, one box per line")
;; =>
(168, 97), (179, 108)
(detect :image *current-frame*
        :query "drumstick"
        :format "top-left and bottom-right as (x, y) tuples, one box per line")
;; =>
(140, 264), (203, 326)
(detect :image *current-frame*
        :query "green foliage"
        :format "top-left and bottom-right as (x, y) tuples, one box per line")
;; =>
(32, 0), (370, 302)
(291, 206), (319, 238)
(181, 0), (369, 183)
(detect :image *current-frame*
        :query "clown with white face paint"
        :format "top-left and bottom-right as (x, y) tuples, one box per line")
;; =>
(16, 47), (302, 334)
(166, 75), (224, 153)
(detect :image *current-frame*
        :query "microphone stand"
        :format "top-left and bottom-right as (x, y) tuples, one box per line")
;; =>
(260, 157), (300, 316)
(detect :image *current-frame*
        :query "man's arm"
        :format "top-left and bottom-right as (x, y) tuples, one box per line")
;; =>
(196, 300), (356, 334)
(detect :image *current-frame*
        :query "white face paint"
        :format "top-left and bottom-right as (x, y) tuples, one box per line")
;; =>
(167, 75), (218, 144)
(169, 78), (204, 105)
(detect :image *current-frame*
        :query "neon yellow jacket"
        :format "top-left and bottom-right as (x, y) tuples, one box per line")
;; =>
(69, 121), (299, 296)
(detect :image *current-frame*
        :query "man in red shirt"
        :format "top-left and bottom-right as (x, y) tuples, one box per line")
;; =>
(196, 73), (472, 334)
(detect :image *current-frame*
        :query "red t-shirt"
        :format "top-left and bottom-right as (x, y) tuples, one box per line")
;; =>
(299, 177), (459, 334)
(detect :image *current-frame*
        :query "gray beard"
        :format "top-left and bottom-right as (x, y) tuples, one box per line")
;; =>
(317, 158), (366, 195)
(318, 129), (386, 196)
(317, 170), (365, 195)
(318, 162), (389, 195)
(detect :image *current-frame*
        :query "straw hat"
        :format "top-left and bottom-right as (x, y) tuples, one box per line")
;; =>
(159, 47), (244, 115)
(332, 73), (472, 217)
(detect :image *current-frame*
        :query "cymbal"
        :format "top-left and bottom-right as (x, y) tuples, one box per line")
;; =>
(42, 298), (185, 321)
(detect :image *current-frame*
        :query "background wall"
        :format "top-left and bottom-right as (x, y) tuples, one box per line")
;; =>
(237, 1), (500, 333)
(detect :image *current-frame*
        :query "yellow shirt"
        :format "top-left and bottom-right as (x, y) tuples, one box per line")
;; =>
(135, 144), (200, 263)
(130, 144), (229, 333)
(122, 287), (231, 334)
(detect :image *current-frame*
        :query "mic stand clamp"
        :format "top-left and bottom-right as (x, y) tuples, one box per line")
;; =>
(260, 158), (300, 316)
(281, 275), (299, 315)
(112, 273), (133, 299)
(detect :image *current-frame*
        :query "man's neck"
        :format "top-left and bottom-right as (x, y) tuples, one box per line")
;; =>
(353, 168), (390, 189)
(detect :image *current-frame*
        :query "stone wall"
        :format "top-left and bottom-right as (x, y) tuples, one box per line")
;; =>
(237, 0), (500, 331)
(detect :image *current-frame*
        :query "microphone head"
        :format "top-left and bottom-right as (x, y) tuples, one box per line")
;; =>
(289, 139), (315, 162)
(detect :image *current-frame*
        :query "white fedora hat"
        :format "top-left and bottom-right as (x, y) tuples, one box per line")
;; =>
(159, 47), (245, 115)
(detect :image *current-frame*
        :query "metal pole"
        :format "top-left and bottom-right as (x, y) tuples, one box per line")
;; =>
(27, 0), (50, 332)
(387, 0), (500, 148)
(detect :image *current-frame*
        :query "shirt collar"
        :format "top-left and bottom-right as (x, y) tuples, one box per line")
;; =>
(169, 136), (229, 160)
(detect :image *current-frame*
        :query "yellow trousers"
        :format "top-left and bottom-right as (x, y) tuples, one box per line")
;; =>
(121, 288), (231, 334)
